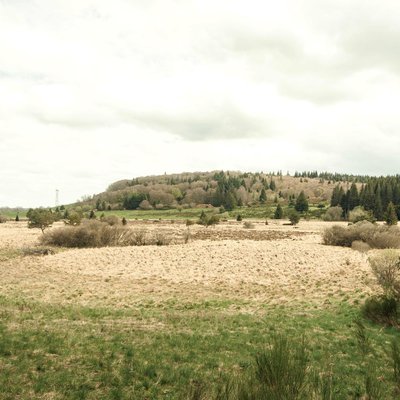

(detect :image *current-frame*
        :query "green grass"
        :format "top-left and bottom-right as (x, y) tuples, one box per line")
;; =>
(84, 204), (327, 222)
(0, 209), (27, 219)
(1, 294), (400, 399)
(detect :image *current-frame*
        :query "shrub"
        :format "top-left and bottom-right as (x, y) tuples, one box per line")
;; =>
(27, 208), (54, 233)
(323, 206), (343, 221)
(0, 215), (7, 223)
(369, 250), (400, 299)
(348, 207), (376, 224)
(100, 215), (120, 226)
(362, 295), (397, 326)
(122, 217), (128, 226)
(323, 222), (400, 249)
(288, 210), (300, 225)
(243, 221), (255, 229)
(42, 220), (146, 248)
(197, 212), (219, 227)
(186, 219), (195, 226)
(236, 214), (242, 222)
(64, 211), (82, 226)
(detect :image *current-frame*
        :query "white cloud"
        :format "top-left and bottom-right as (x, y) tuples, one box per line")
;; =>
(0, 0), (399, 206)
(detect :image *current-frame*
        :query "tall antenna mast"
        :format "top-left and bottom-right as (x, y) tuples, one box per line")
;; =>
(55, 189), (59, 207)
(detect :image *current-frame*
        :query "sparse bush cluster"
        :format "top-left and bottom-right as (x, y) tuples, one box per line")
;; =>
(322, 206), (343, 221)
(197, 211), (219, 227)
(323, 221), (400, 249)
(363, 251), (400, 327)
(41, 220), (172, 248)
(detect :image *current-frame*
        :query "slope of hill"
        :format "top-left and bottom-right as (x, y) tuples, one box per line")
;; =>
(74, 170), (361, 212)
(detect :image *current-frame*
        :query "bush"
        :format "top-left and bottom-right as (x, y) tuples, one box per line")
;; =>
(323, 206), (343, 221)
(42, 220), (147, 248)
(362, 295), (398, 326)
(243, 221), (255, 229)
(64, 211), (82, 226)
(0, 215), (7, 223)
(27, 209), (54, 233)
(236, 214), (242, 222)
(348, 207), (376, 224)
(369, 250), (400, 299)
(288, 210), (300, 225)
(323, 222), (400, 249)
(351, 240), (371, 253)
(197, 212), (219, 227)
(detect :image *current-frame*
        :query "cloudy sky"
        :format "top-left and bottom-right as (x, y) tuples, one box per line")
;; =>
(1, 0), (400, 207)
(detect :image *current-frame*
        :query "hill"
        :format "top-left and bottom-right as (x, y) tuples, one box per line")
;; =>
(73, 170), (365, 212)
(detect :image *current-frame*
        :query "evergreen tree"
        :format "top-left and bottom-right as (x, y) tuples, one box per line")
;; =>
(259, 188), (267, 203)
(224, 191), (237, 211)
(373, 186), (383, 220)
(348, 183), (359, 211)
(295, 191), (309, 212)
(330, 185), (343, 207)
(274, 204), (283, 219)
(15, 214), (19, 222)
(385, 202), (398, 225)
(269, 179), (276, 191)
(288, 210), (300, 225)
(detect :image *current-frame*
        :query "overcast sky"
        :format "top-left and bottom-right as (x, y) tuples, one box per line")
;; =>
(1, 0), (400, 207)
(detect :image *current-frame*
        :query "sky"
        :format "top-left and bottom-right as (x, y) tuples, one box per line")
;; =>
(1, 0), (400, 207)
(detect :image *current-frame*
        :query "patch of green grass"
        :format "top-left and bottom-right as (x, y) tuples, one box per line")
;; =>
(93, 204), (326, 222)
(1, 295), (400, 399)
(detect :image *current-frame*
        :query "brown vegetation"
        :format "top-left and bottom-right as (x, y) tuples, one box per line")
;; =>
(323, 221), (400, 249)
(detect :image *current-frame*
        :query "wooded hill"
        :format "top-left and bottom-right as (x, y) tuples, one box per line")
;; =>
(73, 171), (400, 219)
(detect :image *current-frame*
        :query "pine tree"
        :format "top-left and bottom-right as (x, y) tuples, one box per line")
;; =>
(259, 188), (267, 203)
(274, 204), (283, 219)
(348, 183), (359, 211)
(385, 202), (398, 225)
(295, 191), (309, 212)
(373, 186), (383, 220)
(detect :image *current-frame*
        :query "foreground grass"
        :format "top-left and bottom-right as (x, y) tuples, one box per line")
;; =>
(1, 295), (400, 399)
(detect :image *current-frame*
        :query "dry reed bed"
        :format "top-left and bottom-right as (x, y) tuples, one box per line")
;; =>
(0, 229), (376, 309)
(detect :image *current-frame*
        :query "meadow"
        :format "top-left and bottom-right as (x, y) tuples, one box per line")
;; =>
(1, 219), (400, 399)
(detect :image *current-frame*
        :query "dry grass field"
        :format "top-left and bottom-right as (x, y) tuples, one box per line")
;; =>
(0, 220), (377, 310)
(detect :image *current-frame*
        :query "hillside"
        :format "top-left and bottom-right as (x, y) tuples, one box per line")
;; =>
(74, 170), (364, 212)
